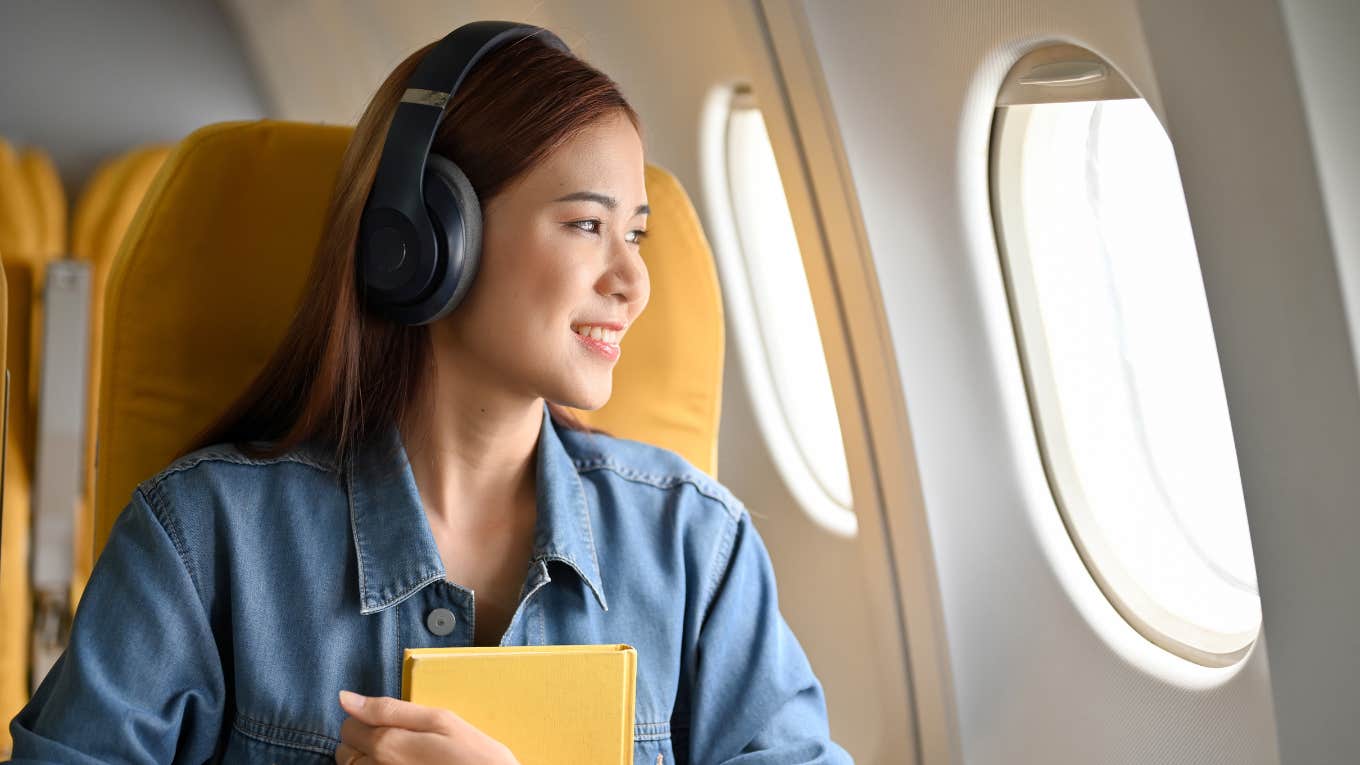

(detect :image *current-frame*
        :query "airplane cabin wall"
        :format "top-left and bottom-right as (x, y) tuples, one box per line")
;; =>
(778, 0), (1300, 762)
(0, 0), (265, 191)
(1135, 1), (1360, 762)
(1277, 0), (1360, 362)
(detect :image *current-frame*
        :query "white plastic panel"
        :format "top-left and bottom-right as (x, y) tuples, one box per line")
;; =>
(778, 0), (1286, 762)
(30, 261), (92, 693)
(1136, 2), (1360, 762)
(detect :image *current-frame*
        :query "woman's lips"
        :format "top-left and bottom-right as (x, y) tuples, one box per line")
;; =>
(573, 329), (621, 361)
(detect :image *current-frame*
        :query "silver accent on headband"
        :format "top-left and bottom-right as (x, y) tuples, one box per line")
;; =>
(401, 88), (451, 108)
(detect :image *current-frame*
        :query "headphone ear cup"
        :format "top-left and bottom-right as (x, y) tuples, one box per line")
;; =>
(421, 153), (483, 322)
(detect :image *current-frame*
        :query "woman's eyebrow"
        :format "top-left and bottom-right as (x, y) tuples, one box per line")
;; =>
(553, 190), (650, 216)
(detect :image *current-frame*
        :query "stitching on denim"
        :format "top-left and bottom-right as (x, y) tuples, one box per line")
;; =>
(394, 604), (402, 689)
(573, 466), (608, 611)
(534, 553), (607, 611)
(467, 591), (478, 644)
(634, 720), (672, 741)
(232, 711), (338, 756)
(347, 460), (445, 614)
(236, 711), (338, 744)
(573, 458), (742, 521)
(345, 470), (373, 613)
(145, 449), (335, 496)
(700, 512), (741, 624)
(502, 575), (547, 645)
(139, 486), (208, 611)
(635, 731), (672, 742)
(367, 571), (445, 615)
(536, 596), (546, 645)
(534, 550), (579, 567)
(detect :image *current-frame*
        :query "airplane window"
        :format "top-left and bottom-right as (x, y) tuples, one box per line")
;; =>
(991, 48), (1261, 666)
(706, 85), (856, 537)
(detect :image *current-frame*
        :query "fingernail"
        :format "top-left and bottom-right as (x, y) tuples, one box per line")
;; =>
(339, 690), (365, 709)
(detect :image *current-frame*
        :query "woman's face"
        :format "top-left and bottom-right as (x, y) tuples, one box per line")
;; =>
(440, 111), (650, 411)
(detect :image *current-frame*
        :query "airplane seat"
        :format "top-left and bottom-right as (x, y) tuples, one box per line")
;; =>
(69, 145), (172, 611)
(0, 258), (34, 761)
(0, 140), (42, 271)
(3, 146), (66, 405)
(92, 119), (724, 564)
(0, 136), (62, 758)
(18, 151), (65, 271)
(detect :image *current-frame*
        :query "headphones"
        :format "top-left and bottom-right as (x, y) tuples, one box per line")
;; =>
(357, 21), (570, 325)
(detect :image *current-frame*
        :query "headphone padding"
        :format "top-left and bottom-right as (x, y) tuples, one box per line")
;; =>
(423, 153), (482, 323)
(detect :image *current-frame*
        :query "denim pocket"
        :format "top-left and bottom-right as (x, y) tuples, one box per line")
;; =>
(227, 713), (338, 763)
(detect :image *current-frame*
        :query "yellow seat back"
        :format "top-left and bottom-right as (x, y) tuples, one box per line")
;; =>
(0, 136), (63, 757)
(93, 120), (723, 560)
(0, 256), (25, 761)
(69, 145), (172, 610)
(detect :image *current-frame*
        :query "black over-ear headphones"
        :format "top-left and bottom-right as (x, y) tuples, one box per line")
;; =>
(358, 21), (570, 325)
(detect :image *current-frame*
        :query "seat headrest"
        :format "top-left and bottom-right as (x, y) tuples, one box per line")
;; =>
(73, 145), (172, 267)
(94, 120), (723, 558)
(0, 140), (39, 260)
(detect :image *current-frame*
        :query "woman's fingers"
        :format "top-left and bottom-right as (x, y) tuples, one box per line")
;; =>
(333, 740), (366, 764)
(339, 690), (457, 733)
(335, 691), (519, 764)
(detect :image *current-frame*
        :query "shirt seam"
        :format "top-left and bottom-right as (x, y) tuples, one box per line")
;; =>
(232, 711), (339, 756)
(138, 485), (209, 612)
(634, 719), (673, 741)
(700, 510), (743, 626)
(143, 449), (336, 496)
(572, 464), (608, 611)
(572, 458), (741, 521)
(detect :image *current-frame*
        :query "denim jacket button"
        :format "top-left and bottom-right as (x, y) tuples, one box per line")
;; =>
(426, 607), (456, 636)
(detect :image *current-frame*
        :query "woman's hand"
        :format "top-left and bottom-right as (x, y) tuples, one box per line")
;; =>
(333, 690), (521, 764)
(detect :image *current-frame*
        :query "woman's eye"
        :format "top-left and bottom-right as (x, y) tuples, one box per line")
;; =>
(569, 220), (646, 245)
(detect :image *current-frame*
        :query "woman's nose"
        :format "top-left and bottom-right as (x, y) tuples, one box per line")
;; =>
(599, 234), (648, 305)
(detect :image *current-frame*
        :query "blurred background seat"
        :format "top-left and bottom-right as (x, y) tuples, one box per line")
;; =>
(0, 139), (62, 760)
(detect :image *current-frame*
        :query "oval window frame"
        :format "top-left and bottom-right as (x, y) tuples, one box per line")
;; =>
(699, 83), (857, 538)
(990, 44), (1262, 667)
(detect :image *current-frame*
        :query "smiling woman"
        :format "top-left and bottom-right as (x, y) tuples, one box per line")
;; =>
(7, 20), (849, 765)
(181, 28), (649, 467)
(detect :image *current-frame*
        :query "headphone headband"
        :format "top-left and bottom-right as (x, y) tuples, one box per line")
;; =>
(359, 21), (570, 324)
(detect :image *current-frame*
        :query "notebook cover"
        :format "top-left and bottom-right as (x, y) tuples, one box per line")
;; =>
(402, 643), (637, 765)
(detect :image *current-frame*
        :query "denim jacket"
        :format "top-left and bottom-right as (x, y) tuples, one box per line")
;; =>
(9, 403), (851, 764)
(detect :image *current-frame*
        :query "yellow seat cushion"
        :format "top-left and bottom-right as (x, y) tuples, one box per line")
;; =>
(94, 119), (724, 561)
(0, 141), (40, 262)
(73, 145), (172, 266)
(18, 149), (65, 258)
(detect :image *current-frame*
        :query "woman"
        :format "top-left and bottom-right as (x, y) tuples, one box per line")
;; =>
(9, 23), (851, 765)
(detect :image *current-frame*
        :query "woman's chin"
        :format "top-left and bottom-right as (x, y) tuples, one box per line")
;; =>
(574, 387), (614, 412)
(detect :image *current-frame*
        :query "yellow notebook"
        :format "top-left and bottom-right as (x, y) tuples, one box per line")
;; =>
(402, 643), (637, 765)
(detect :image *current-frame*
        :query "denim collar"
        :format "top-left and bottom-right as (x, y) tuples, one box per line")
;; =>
(344, 402), (607, 615)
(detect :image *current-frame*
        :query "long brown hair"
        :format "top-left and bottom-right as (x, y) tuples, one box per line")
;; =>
(186, 33), (639, 467)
